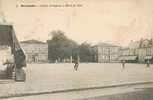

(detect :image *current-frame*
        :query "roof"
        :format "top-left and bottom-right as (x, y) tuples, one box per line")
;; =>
(95, 43), (119, 47)
(0, 24), (24, 50)
(20, 39), (46, 44)
(120, 47), (130, 50)
(0, 25), (15, 46)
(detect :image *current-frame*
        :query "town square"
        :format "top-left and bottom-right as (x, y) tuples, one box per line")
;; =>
(1, 0), (153, 100)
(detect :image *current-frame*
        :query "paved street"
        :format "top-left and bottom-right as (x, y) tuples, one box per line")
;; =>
(3, 83), (153, 100)
(0, 63), (153, 98)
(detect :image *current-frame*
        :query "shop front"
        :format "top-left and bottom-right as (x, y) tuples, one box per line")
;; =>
(145, 56), (153, 64)
(118, 56), (138, 63)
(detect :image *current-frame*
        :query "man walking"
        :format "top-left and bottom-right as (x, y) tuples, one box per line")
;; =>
(74, 54), (79, 71)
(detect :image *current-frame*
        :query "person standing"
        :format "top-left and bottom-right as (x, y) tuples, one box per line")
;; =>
(122, 60), (125, 69)
(146, 60), (150, 68)
(74, 54), (79, 71)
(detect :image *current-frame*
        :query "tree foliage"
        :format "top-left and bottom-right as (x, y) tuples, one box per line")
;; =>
(48, 30), (78, 62)
(79, 42), (95, 62)
(48, 30), (95, 63)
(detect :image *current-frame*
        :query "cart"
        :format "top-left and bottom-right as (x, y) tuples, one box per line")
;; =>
(0, 24), (26, 82)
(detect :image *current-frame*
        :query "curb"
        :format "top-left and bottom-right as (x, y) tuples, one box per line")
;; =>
(1, 81), (153, 99)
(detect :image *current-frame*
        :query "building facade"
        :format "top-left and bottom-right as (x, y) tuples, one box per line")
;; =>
(137, 39), (153, 63)
(119, 38), (153, 63)
(118, 48), (138, 63)
(20, 39), (48, 63)
(138, 46), (153, 63)
(93, 43), (120, 63)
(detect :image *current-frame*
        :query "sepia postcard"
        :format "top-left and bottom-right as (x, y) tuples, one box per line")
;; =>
(0, 0), (153, 100)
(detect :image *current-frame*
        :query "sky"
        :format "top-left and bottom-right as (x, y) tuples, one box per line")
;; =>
(1, 0), (153, 46)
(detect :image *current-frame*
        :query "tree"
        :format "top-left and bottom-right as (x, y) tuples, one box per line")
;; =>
(79, 42), (95, 62)
(48, 30), (78, 63)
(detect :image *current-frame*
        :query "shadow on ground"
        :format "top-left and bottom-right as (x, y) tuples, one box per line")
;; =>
(81, 88), (153, 100)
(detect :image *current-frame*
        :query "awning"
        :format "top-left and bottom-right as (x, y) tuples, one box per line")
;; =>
(118, 56), (138, 61)
(0, 25), (13, 46)
(145, 56), (153, 60)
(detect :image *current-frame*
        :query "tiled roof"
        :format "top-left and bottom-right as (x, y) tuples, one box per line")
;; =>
(20, 39), (46, 44)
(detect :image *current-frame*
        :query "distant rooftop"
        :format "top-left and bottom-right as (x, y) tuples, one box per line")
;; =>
(128, 40), (140, 49)
(95, 42), (120, 47)
(20, 39), (46, 44)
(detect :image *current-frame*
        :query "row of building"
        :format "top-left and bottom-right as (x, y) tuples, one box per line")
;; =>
(93, 38), (153, 63)
(20, 38), (153, 63)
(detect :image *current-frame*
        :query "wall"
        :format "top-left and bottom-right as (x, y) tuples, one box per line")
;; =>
(20, 43), (48, 63)
(96, 46), (120, 63)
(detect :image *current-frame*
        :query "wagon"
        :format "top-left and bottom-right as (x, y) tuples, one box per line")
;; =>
(0, 24), (26, 81)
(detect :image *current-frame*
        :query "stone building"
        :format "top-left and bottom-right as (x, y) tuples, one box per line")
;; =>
(20, 39), (48, 63)
(138, 39), (153, 63)
(119, 38), (153, 63)
(93, 43), (120, 63)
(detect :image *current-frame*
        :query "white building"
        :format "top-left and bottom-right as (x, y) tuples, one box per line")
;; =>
(20, 39), (48, 63)
(93, 43), (120, 63)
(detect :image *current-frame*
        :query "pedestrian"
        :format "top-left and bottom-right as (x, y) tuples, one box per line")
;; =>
(122, 60), (125, 69)
(74, 54), (79, 71)
(146, 60), (150, 68)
